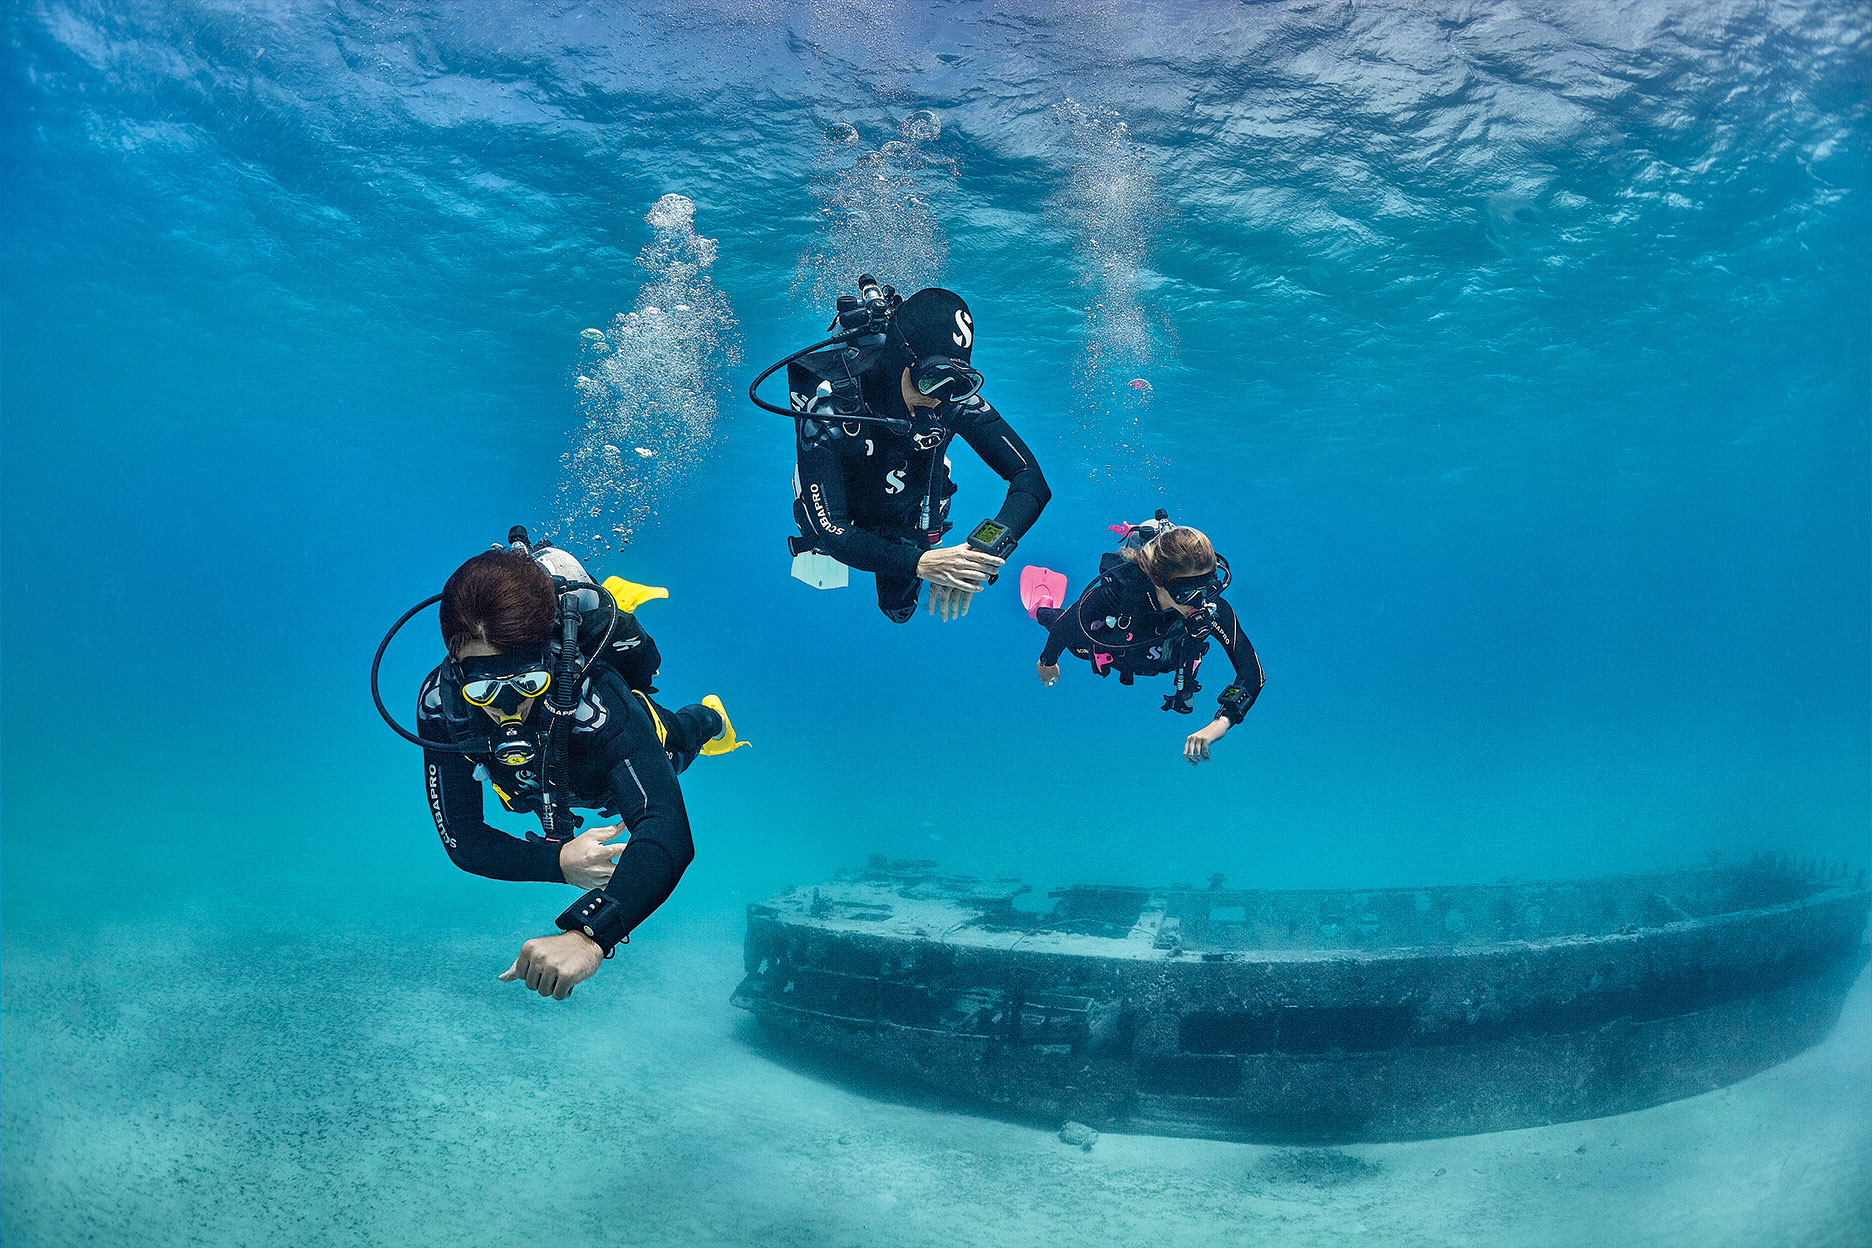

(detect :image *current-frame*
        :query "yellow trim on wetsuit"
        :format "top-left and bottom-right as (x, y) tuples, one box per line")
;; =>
(632, 689), (669, 748)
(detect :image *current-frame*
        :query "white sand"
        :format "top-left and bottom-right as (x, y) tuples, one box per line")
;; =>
(2, 905), (1866, 1247)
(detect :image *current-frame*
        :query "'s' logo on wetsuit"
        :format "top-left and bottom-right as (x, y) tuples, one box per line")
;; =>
(884, 469), (906, 494)
(953, 310), (973, 349)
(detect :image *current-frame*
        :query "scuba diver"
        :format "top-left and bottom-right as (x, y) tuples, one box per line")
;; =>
(1022, 512), (1264, 765)
(371, 528), (747, 1000)
(748, 275), (1051, 623)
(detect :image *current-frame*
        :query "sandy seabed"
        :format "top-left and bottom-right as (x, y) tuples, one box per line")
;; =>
(2, 899), (1867, 1248)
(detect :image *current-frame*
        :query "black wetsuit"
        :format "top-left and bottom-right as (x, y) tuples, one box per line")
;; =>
(416, 638), (719, 941)
(1038, 556), (1266, 722)
(790, 348), (1050, 622)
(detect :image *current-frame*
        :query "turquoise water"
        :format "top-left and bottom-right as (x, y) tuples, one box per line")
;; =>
(2, 3), (1867, 1244)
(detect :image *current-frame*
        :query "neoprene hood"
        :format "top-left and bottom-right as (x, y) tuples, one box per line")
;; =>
(893, 288), (974, 364)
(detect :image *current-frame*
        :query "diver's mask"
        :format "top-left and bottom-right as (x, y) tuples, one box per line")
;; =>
(910, 355), (983, 404)
(1165, 554), (1231, 610)
(454, 649), (553, 723)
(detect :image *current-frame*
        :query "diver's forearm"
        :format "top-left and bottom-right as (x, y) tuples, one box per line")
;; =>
(598, 832), (694, 934)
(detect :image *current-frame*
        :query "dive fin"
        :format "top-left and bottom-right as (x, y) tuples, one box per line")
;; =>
(1019, 566), (1068, 619)
(790, 550), (850, 590)
(699, 694), (750, 756)
(604, 575), (669, 613)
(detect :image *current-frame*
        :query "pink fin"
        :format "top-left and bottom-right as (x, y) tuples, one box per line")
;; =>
(1019, 566), (1069, 619)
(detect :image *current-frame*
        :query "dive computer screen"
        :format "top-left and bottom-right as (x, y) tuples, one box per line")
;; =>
(969, 519), (1008, 548)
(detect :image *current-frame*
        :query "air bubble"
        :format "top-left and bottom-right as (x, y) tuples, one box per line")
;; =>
(900, 110), (940, 143)
(643, 193), (695, 232)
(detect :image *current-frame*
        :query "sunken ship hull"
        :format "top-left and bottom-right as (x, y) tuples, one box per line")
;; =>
(732, 858), (1869, 1142)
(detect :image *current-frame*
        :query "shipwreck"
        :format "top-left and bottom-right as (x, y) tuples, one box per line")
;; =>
(732, 856), (1869, 1141)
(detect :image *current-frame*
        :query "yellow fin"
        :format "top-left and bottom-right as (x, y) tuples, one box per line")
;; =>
(699, 694), (750, 756)
(604, 574), (669, 614)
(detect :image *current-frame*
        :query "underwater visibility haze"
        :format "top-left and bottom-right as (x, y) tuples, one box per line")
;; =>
(2, 2), (1868, 1245)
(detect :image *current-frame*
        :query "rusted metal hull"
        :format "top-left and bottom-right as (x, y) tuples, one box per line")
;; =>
(732, 859), (1869, 1141)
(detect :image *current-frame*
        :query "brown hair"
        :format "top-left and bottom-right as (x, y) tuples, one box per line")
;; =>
(1125, 526), (1217, 587)
(439, 550), (556, 658)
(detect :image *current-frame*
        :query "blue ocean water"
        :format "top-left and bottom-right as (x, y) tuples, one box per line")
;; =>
(2, 3), (1867, 1245)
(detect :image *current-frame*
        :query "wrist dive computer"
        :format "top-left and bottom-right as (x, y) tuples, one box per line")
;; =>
(966, 517), (1017, 585)
(557, 889), (629, 956)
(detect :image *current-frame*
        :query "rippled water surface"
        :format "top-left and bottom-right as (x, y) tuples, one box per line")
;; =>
(3, 3), (1867, 1245)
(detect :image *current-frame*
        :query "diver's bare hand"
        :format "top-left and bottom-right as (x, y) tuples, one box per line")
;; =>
(499, 931), (602, 1000)
(927, 583), (975, 622)
(559, 824), (627, 890)
(1183, 718), (1229, 766)
(916, 544), (1002, 592)
(1037, 661), (1060, 686)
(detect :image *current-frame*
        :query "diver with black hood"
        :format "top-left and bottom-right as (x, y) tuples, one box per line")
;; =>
(749, 277), (1051, 622)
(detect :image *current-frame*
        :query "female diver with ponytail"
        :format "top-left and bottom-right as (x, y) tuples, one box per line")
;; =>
(1024, 517), (1264, 765)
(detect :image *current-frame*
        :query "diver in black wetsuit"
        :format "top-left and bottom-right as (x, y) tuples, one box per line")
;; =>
(382, 537), (747, 1000)
(780, 283), (1051, 623)
(1032, 515), (1264, 765)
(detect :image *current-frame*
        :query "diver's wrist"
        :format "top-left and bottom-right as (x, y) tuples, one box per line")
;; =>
(556, 889), (629, 954)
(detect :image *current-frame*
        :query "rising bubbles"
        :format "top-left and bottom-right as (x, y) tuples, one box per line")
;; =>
(557, 194), (740, 552)
(795, 111), (953, 309)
